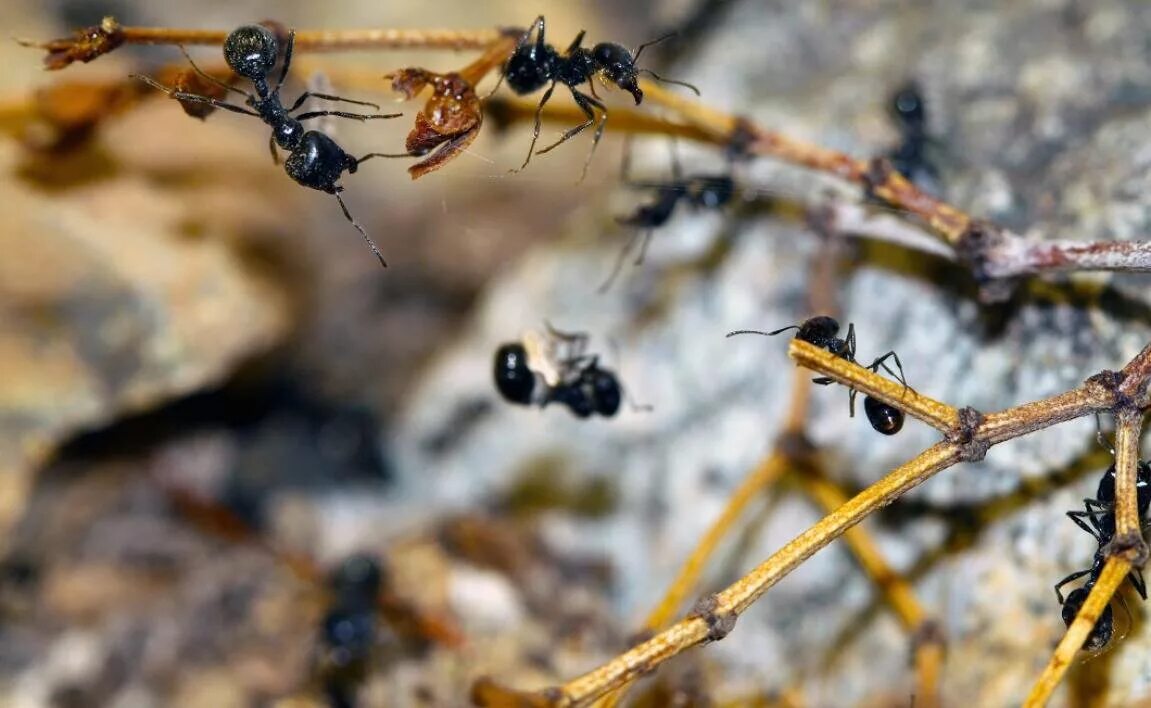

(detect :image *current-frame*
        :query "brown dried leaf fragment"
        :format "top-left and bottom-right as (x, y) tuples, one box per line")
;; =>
(18, 16), (126, 70)
(387, 68), (482, 179)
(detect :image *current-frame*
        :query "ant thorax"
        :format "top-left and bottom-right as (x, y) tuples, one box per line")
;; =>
(520, 327), (588, 388)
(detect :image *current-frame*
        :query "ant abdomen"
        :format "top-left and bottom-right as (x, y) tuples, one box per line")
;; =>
(284, 131), (356, 193)
(864, 396), (904, 435)
(1060, 586), (1113, 651)
(223, 25), (279, 80)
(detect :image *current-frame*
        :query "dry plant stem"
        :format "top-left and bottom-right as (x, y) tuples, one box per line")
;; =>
(1024, 556), (1132, 707)
(1111, 408), (1147, 551)
(536, 443), (962, 706)
(796, 471), (941, 708)
(641, 453), (789, 632)
(636, 80), (1151, 284)
(788, 340), (959, 432)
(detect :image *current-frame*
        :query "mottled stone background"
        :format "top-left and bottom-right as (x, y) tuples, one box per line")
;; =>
(2, 0), (1151, 706)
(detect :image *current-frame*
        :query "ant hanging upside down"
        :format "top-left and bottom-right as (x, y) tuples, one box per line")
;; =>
(502, 15), (700, 178)
(494, 325), (639, 419)
(600, 139), (736, 291)
(1055, 457), (1151, 650)
(132, 24), (407, 267)
(727, 315), (908, 435)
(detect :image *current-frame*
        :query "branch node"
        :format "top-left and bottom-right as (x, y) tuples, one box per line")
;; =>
(726, 117), (758, 162)
(911, 618), (946, 650)
(688, 594), (737, 642)
(861, 156), (895, 205)
(1106, 531), (1150, 568)
(951, 407), (988, 461)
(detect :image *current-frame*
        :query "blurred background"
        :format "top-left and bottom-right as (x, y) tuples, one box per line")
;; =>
(4, 0), (1151, 706)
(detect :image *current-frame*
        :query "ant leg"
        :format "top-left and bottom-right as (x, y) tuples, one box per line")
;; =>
(355, 152), (414, 165)
(668, 137), (683, 182)
(1055, 568), (1092, 604)
(268, 136), (280, 166)
(634, 229), (655, 266)
(176, 45), (252, 99)
(287, 91), (382, 113)
(274, 29), (296, 95)
(565, 30), (587, 53)
(333, 187), (387, 268)
(131, 75), (260, 116)
(1130, 568), (1148, 600)
(1066, 510), (1104, 542)
(296, 110), (402, 121)
(870, 351), (910, 390)
(513, 81), (556, 172)
(538, 88), (607, 182)
(848, 386), (858, 417)
(844, 323), (857, 363)
(598, 228), (645, 293)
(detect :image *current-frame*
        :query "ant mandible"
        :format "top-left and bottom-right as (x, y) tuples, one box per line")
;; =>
(600, 139), (736, 291)
(727, 315), (909, 428)
(132, 24), (407, 267)
(502, 15), (700, 178)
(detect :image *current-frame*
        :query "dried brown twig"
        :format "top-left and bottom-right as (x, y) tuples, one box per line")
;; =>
(473, 339), (1150, 706)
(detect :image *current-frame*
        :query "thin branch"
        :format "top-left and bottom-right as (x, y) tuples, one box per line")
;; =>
(18, 16), (507, 70)
(788, 340), (959, 433)
(1024, 556), (1131, 707)
(1111, 407), (1146, 553)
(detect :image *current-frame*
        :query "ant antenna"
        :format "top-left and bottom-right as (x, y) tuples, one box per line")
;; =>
(632, 31), (677, 62)
(637, 69), (701, 96)
(177, 44), (253, 100)
(334, 189), (387, 268)
(726, 328), (786, 338)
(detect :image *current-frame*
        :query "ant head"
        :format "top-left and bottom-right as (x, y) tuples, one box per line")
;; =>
(591, 43), (643, 104)
(890, 82), (927, 132)
(689, 176), (736, 209)
(330, 553), (385, 595)
(224, 25), (279, 80)
(494, 343), (536, 405)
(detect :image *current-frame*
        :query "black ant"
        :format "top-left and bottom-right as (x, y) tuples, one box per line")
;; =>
(600, 140), (736, 290)
(1054, 457), (1151, 651)
(317, 553), (385, 708)
(727, 315), (908, 426)
(131, 24), (406, 267)
(494, 325), (627, 419)
(502, 15), (699, 177)
(885, 81), (942, 193)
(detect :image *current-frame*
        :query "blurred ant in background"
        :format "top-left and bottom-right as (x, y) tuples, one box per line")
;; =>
(884, 81), (943, 195)
(494, 324), (635, 419)
(317, 554), (385, 708)
(501, 15), (699, 177)
(600, 138), (736, 291)
(132, 24), (406, 267)
(727, 315), (909, 434)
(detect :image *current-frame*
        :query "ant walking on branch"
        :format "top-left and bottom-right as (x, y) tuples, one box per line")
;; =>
(502, 15), (699, 177)
(600, 139), (736, 291)
(132, 24), (407, 267)
(1054, 445), (1151, 651)
(727, 315), (910, 434)
(884, 81), (943, 195)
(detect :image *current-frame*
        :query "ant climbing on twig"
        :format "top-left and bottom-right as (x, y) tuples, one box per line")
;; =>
(1054, 438), (1151, 651)
(599, 139), (736, 291)
(727, 315), (909, 431)
(494, 325), (640, 419)
(502, 15), (700, 178)
(131, 24), (407, 267)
